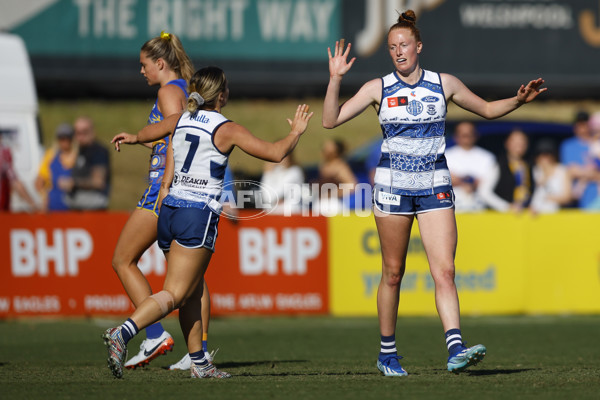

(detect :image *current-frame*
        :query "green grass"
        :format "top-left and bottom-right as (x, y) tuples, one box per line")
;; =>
(1, 315), (599, 399)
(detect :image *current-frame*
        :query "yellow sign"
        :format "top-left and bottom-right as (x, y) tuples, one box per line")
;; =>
(329, 211), (600, 316)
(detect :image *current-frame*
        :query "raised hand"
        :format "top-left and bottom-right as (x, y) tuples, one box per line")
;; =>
(517, 78), (547, 104)
(110, 132), (138, 152)
(327, 39), (356, 79)
(287, 104), (314, 136)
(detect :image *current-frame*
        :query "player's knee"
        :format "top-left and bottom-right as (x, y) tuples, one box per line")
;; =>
(381, 261), (405, 286)
(432, 264), (456, 285)
(149, 290), (176, 317)
(111, 252), (129, 273)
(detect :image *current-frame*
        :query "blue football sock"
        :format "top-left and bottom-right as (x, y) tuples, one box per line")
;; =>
(120, 318), (139, 345)
(445, 328), (465, 355)
(379, 334), (397, 359)
(145, 322), (165, 339)
(189, 350), (208, 366)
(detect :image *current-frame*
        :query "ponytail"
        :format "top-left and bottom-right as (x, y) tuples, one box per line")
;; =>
(141, 31), (194, 83)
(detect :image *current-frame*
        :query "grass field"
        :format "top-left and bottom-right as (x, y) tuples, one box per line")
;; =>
(1, 315), (599, 399)
(39, 98), (600, 210)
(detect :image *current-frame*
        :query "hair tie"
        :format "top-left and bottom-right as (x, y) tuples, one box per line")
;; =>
(401, 12), (415, 22)
(160, 30), (171, 41)
(189, 92), (205, 106)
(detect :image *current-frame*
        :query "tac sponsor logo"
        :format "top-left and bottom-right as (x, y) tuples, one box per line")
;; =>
(387, 96), (408, 107)
(421, 96), (440, 103)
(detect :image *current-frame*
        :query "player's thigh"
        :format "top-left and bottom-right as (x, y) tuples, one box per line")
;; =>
(374, 209), (414, 272)
(416, 208), (457, 269)
(113, 208), (158, 263)
(163, 244), (213, 303)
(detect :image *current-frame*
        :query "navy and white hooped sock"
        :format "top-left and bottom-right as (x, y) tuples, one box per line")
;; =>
(145, 322), (165, 340)
(379, 334), (397, 359)
(190, 350), (208, 366)
(445, 328), (465, 356)
(120, 318), (139, 345)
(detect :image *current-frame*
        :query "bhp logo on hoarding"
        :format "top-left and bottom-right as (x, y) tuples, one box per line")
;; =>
(10, 229), (93, 276)
(239, 227), (322, 275)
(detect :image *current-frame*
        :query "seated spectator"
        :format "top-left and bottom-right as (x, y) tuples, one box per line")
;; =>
(66, 116), (111, 210)
(479, 128), (532, 212)
(315, 138), (357, 215)
(445, 121), (497, 212)
(260, 153), (305, 215)
(560, 110), (600, 209)
(1, 130), (39, 212)
(35, 123), (78, 212)
(529, 139), (572, 214)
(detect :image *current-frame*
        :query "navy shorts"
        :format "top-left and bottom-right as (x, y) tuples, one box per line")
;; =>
(373, 189), (455, 215)
(157, 204), (219, 252)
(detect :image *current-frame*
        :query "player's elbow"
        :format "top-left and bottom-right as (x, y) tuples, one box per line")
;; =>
(322, 120), (337, 129)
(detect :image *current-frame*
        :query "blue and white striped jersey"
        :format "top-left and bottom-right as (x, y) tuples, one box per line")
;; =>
(374, 69), (452, 196)
(162, 109), (230, 213)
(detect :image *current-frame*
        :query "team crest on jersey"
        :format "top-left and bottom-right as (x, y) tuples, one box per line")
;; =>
(421, 96), (440, 103)
(427, 105), (437, 115)
(407, 100), (423, 116)
(387, 96), (408, 107)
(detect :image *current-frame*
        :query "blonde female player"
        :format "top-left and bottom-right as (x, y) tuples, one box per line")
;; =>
(104, 66), (313, 379)
(322, 10), (546, 376)
(111, 31), (213, 370)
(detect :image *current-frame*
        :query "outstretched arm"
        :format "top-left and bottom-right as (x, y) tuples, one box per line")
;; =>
(442, 74), (546, 120)
(323, 40), (378, 129)
(215, 104), (313, 163)
(111, 113), (181, 151)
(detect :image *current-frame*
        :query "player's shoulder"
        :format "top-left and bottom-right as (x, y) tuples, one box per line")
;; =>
(158, 83), (186, 100)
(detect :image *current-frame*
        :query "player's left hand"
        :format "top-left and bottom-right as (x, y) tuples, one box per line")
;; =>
(517, 78), (547, 104)
(111, 133), (138, 152)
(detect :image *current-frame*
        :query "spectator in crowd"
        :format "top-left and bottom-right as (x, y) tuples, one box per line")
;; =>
(314, 138), (357, 215)
(445, 121), (497, 212)
(35, 123), (78, 212)
(479, 128), (532, 212)
(0, 130), (39, 212)
(66, 116), (111, 210)
(529, 139), (572, 214)
(583, 111), (600, 209)
(260, 152), (305, 215)
(560, 110), (600, 209)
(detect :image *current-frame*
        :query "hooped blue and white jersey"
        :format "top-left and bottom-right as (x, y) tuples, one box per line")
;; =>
(162, 109), (231, 213)
(374, 69), (452, 196)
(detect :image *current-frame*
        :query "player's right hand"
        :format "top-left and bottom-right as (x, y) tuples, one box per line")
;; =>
(110, 133), (138, 152)
(287, 104), (313, 136)
(327, 39), (356, 79)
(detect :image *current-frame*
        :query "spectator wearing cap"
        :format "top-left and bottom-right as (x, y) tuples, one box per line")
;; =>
(559, 110), (600, 209)
(530, 139), (572, 214)
(35, 122), (78, 211)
